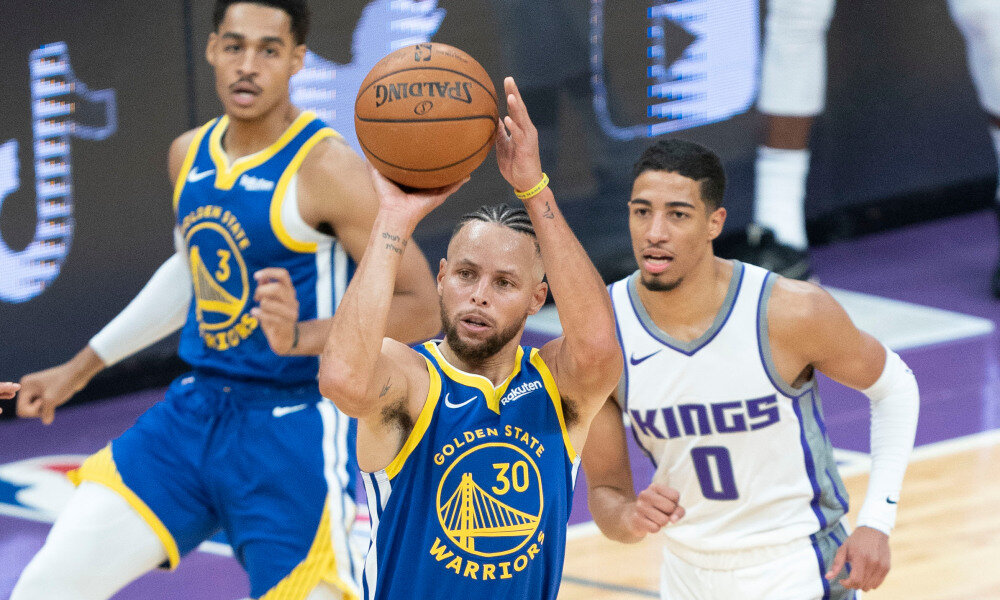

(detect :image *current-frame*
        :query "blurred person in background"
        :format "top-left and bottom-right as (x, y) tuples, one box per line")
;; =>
(747, 0), (1000, 296)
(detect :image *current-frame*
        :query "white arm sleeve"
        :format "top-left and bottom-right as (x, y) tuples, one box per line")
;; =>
(855, 347), (920, 535)
(88, 228), (192, 366)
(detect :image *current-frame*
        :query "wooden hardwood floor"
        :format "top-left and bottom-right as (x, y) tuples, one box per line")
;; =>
(559, 438), (1000, 599)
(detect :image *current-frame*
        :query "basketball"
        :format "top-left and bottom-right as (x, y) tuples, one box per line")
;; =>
(354, 43), (499, 189)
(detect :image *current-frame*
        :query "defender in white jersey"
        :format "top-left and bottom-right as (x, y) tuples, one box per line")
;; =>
(583, 139), (919, 599)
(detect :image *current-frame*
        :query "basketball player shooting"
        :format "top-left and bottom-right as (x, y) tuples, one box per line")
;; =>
(582, 139), (920, 599)
(318, 77), (622, 600)
(11, 2), (440, 599)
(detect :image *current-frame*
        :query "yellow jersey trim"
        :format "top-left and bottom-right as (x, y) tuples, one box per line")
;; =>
(529, 349), (578, 463)
(424, 342), (524, 414)
(259, 504), (359, 600)
(269, 127), (342, 253)
(208, 111), (317, 190)
(172, 120), (215, 212)
(67, 445), (181, 570)
(385, 357), (442, 480)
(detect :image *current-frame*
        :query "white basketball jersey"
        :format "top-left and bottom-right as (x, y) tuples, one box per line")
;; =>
(609, 261), (848, 555)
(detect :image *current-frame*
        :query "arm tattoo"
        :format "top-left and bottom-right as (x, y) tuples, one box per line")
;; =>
(381, 232), (408, 254)
(542, 201), (555, 220)
(381, 232), (408, 245)
(379, 377), (392, 399)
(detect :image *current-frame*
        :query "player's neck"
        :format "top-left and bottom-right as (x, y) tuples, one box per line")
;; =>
(638, 254), (733, 332)
(222, 102), (300, 160)
(438, 337), (522, 387)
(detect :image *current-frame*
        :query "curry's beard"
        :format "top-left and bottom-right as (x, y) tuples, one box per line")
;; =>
(640, 272), (683, 292)
(440, 303), (525, 365)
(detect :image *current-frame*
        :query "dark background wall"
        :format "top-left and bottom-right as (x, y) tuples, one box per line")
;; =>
(0, 0), (994, 398)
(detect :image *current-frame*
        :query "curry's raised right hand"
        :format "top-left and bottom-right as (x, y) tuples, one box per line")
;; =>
(367, 163), (468, 229)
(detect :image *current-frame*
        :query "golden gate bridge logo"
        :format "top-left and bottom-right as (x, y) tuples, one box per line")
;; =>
(185, 221), (249, 331)
(436, 442), (543, 558)
(191, 246), (243, 322)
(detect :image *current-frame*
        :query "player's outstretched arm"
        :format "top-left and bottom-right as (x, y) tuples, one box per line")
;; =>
(267, 139), (441, 357)
(496, 77), (622, 434)
(318, 169), (465, 419)
(18, 131), (199, 424)
(583, 398), (684, 543)
(770, 278), (919, 592)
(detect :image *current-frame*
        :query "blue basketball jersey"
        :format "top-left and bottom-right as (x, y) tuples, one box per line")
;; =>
(173, 111), (355, 384)
(361, 342), (581, 600)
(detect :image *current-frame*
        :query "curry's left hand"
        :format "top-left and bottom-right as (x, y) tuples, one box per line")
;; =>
(495, 77), (543, 193)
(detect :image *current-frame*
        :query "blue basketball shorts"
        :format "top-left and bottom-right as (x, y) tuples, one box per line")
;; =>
(70, 371), (361, 599)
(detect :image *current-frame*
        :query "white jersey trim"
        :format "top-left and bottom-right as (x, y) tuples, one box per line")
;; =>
(280, 174), (337, 245)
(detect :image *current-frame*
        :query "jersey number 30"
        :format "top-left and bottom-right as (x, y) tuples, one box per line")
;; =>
(691, 446), (738, 500)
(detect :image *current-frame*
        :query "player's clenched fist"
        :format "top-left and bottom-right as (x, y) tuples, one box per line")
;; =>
(252, 268), (301, 356)
(623, 482), (685, 538)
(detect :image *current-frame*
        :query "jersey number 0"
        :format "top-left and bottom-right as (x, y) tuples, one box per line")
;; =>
(691, 446), (738, 500)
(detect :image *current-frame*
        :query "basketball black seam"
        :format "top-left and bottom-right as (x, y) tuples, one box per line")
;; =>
(358, 120), (498, 173)
(355, 66), (498, 105)
(355, 114), (497, 124)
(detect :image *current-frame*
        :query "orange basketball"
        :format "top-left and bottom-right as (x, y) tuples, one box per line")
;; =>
(355, 43), (499, 189)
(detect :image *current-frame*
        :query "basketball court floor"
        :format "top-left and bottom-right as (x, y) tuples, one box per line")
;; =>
(2, 210), (998, 599)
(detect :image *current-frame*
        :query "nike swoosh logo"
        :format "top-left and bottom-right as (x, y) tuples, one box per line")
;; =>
(886, 496), (898, 505)
(629, 350), (662, 366)
(272, 403), (308, 418)
(187, 167), (215, 183)
(443, 393), (477, 409)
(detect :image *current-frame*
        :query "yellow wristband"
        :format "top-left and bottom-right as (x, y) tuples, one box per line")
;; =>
(514, 173), (549, 200)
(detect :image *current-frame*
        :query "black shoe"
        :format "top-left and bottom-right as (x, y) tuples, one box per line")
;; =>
(719, 225), (812, 280)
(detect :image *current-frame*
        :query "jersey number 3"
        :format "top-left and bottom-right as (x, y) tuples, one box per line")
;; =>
(691, 446), (738, 500)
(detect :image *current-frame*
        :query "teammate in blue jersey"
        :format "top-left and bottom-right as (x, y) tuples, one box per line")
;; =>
(12, 2), (439, 599)
(318, 77), (622, 600)
(582, 139), (919, 599)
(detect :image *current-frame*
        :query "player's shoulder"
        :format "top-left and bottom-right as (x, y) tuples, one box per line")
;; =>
(170, 127), (205, 156)
(168, 126), (208, 181)
(383, 336), (426, 364)
(767, 275), (846, 338)
(296, 129), (376, 222)
(298, 128), (366, 183)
